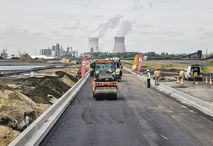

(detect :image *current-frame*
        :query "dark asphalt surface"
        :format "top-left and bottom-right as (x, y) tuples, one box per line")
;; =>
(40, 71), (213, 146)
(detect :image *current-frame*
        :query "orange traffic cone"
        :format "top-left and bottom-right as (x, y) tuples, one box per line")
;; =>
(210, 78), (212, 85)
(176, 77), (180, 84)
(205, 76), (208, 84)
(181, 77), (184, 86)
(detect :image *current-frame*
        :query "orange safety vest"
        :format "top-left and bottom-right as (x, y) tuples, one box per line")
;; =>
(155, 70), (161, 77)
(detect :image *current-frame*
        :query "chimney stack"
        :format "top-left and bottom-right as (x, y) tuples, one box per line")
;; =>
(88, 37), (100, 53)
(113, 37), (126, 53)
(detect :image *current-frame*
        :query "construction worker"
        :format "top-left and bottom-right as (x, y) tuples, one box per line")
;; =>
(147, 70), (151, 88)
(154, 68), (161, 85)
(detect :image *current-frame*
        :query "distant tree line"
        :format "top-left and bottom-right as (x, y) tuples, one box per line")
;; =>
(82, 52), (139, 59)
(63, 51), (211, 60)
(143, 52), (187, 60)
(82, 52), (191, 60)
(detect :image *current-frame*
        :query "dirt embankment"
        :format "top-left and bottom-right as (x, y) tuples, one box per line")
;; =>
(0, 67), (80, 146)
(18, 54), (34, 63)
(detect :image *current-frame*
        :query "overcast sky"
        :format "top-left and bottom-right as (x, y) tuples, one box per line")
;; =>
(0, 0), (213, 56)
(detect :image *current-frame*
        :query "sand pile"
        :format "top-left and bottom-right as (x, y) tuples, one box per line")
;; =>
(0, 68), (79, 145)
(61, 75), (76, 87)
(55, 71), (78, 82)
(18, 54), (34, 62)
(0, 83), (50, 126)
(55, 66), (81, 76)
(0, 81), (50, 145)
(56, 71), (77, 87)
(0, 125), (20, 146)
(60, 57), (71, 63)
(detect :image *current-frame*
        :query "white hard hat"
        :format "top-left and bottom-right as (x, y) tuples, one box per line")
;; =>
(147, 69), (149, 72)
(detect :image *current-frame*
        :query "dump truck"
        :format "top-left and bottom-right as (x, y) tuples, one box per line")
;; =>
(113, 58), (123, 81)
(90, 59), (118, 100)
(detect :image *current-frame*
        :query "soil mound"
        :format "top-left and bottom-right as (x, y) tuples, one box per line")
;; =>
(61, 75), (76, 87)
(35, 58), (47, 63)
(0, 125), (20, 146)
(0, 87), (50, 134)
(60, 57), (71, 63)
(55, 71), (78, 82)
(18, 54), (34, 62)
(0, 69), (79, 145)
(0, 82), (11, 90)
(21, 75), (72, 104)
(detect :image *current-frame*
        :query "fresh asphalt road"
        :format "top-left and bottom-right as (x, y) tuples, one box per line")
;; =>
(40, 71), (213, 146)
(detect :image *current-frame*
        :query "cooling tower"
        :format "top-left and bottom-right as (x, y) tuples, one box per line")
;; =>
(88, 37), (100, 53)
(113, 37), (126, 53)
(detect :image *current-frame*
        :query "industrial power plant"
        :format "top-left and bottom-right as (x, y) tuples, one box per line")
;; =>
(113, 37), (126, 53)
(88, 37), (100, 53)
(88, 37), (127, 53)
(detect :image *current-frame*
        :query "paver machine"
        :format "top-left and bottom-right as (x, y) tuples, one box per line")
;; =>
(90, 59), (118, 100)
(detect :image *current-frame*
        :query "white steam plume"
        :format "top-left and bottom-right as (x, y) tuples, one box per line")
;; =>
(92, 15), (122, 37)
(116, 21), (132, 37)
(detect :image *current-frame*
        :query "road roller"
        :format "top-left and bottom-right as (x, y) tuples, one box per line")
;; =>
(90, 59), (118, 100)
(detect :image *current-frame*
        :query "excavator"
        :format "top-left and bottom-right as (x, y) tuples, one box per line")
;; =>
(90, 59), (118, 100)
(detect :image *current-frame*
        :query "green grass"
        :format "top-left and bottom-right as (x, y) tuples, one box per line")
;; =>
(122, 60), (188, 72)
(122, 59), (213, 74)
(202, 61), (213, 74)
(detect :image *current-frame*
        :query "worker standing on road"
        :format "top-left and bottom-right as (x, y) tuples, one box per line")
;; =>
(154, 68), (161, 85)
(147, 70), (151, 88)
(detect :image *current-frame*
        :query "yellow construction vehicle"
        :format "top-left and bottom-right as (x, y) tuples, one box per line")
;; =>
(90, 60), (118, 100)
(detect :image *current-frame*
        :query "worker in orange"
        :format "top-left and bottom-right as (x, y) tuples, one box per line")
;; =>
(154, 68), (161, 85)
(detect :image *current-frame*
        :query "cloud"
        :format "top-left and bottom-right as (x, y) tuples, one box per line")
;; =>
(132, 0), (144, 9)
(93, 15), (103, 18)
(1, 0), (213, 54)
(63, 22), (87, 30)
(197, 27), (205, 31)
(63, 26), (87, 30)
(133, 29), (184, 37)
(201, 31), (213, 39)
(116, 21), (132, 37)
(158, 31), (184, 37)
(0, 25), (43, 40)
(92, 15), (123, 37)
